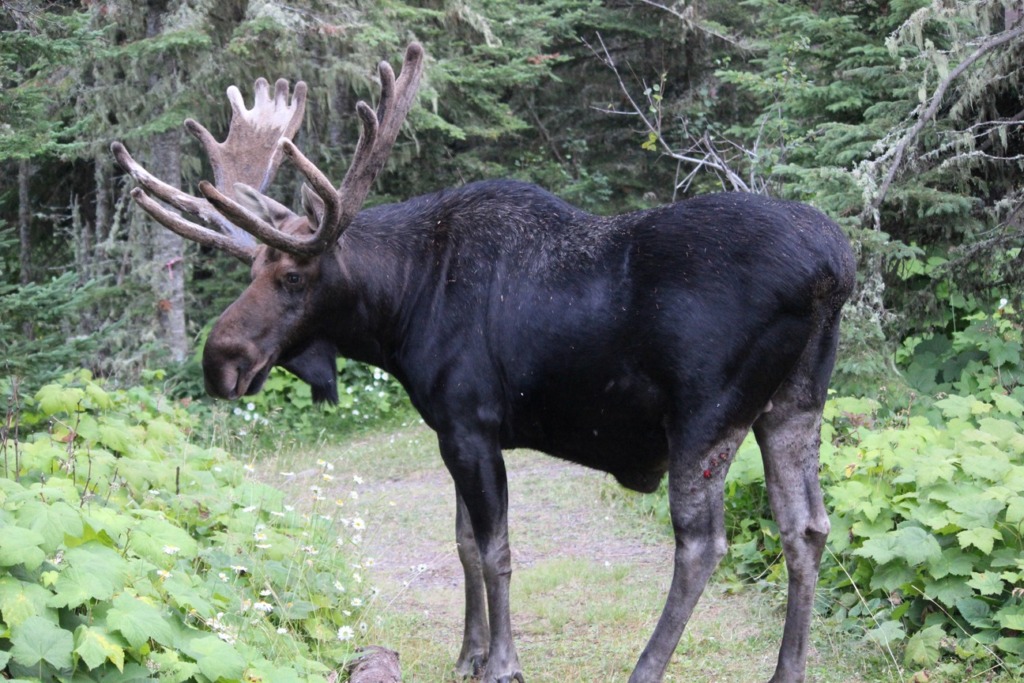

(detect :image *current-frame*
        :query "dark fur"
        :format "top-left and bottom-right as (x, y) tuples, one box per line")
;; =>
(204, 179), (855, 683)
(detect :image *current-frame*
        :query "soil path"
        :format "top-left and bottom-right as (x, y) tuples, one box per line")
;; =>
(277, 424), (860, 682)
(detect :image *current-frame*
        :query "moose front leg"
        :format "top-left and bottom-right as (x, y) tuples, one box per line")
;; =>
(455, 491), (490, 677)
(439, 429), (523, 683)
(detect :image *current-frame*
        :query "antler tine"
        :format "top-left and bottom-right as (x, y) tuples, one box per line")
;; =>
(217, 42), (425, 258)
(111, 141), (257, 263)
(308, 43), (423, 251)
(129, 187), (257, 263)
(188, 78), (308, 196)
(113, 76), (310, 262)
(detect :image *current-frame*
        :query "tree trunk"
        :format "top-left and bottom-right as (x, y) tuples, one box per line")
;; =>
(147, 130), (189, 363)
(17, 159), (34, 341)
(18, 159), (31, 286)
(145, 0), (188, 363)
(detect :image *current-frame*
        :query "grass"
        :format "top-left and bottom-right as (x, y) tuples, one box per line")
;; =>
(257, 421), (917, 682)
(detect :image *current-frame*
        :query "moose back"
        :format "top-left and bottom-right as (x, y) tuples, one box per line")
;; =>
(112, 43), (855, 683)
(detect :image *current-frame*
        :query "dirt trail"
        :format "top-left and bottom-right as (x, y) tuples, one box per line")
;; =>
(361, 448), (671, 615)
(280, 424), (861, 682)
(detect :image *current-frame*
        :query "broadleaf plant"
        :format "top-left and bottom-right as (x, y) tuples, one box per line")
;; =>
(0, 371), (374, 681)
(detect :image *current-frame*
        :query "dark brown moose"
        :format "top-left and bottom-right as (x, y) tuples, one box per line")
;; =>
(112, 43), (855, 683)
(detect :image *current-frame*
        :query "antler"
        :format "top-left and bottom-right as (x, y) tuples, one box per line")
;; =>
(197, 42), (426, 257)
(112, 77), (308, 264)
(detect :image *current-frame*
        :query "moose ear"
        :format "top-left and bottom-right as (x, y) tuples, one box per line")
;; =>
(233, 183), (297, 229)
(301, 183), (326, 232)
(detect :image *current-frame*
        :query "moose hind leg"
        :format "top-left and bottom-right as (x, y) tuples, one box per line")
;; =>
(754, 406), (829, 683)
(753, 305), (843, 683)
(629, 427), (749, 683)
(455, 492), (490, 677)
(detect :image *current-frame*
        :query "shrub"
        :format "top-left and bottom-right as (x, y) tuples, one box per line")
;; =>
(0, 371), (375, 681)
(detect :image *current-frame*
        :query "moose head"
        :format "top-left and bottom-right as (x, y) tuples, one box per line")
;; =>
(111, 43), (424, 404)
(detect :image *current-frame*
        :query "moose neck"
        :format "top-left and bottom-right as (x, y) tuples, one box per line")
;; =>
(327, 199), (437, 376)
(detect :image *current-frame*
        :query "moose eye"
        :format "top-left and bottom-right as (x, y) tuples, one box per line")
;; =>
(283, 272), (303, 288)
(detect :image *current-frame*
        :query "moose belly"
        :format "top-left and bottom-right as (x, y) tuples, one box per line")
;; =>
(502, 369), (671, 493)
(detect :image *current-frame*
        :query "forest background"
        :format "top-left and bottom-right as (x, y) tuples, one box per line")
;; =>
(1, 0), (1023, 681)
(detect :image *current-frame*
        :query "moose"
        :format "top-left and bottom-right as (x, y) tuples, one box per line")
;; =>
(112, 43), (855, 683)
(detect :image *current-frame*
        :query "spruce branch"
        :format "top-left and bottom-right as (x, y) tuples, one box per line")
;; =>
(863, 21), (1024, 230)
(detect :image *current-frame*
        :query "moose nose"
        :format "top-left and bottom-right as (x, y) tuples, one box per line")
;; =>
(202, 332), (263, 400)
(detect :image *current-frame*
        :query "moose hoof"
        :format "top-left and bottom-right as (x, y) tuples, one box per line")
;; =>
(492, 674), (524, 683)
(455, 652), (487, 679)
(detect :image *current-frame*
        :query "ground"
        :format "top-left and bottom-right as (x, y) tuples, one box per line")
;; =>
(265, 422), (884, 682)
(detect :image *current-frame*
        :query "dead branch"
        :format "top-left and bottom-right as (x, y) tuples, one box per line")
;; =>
(585, 32), (753, 194)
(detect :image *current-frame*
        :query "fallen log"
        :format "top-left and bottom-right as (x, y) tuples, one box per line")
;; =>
(344, 645), (402, 683)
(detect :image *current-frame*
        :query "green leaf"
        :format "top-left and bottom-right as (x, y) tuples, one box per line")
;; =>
(106, 593), (176, 650)
(35, 384), (86, 416)
(924, 576), (975, 606)
(10, 615), (74, 670)
(74, 625), (127, 672)
(183, 634), (246, 682)
(1006, 496), (1024, 525)
(956, 597), (993, 629)
(48, 544), (128, 609)
(959, 451), (1011, 482)
(966, 571), (1005, 596)
(98, 421), (134, 454)
(0, 576), (56, 627)
(994, 604), (1024, 631)
(129, 516), (199, 566)
(992, 392), (1024, 417)
(870, 562), (917, 592)
(0, 525), (47, 570)
(866, 620), (905, 647)
(14, 499), (85, 553)
(904, 624), (944, 666)
(936, 395), (987, 421)
(927, 547), (976, 579)
(948, 496), (1004, 529)
(853, 526), (940, 566)
(957, 527), (1002, 554)
(84, 382), (113, 410)
(148, 649), (201, 683)
(996, 636), (1024, 656)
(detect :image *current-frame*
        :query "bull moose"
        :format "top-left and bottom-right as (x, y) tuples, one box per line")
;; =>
(112, 43), (855, 683)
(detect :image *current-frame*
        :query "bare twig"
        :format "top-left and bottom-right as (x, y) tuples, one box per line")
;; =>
(584, 32), (753, 193)
(637, 0), (751, 50)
